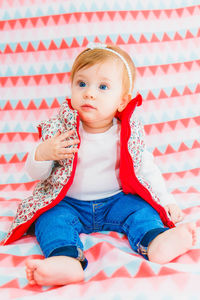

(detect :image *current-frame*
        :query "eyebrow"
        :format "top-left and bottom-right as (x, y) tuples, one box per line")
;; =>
(99, 77), (112, 83)
(75, 73), (112, 83)
(74, 74), (87, 80)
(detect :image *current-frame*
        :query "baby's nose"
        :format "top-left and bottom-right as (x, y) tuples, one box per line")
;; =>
(83, 88), (96, 100)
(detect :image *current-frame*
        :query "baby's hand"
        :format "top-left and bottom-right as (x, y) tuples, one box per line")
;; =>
(35, 130), (80, 161)
(164, 203), (184, 224)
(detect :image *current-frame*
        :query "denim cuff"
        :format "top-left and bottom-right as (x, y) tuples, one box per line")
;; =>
(48, 246), (88, 270)
(137, 228), (169, 260)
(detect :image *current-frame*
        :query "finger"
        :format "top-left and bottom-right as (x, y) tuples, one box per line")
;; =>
(53, 131), (62, 138)
(171, 210), (178, 219)
(58, 130), (76, 141)
(178, 212), (184, 222)
(172, 212), (183, 223)
(59, 147), (79, 155)
(61, 139), (80, 148)
(56, 153), (75, 160)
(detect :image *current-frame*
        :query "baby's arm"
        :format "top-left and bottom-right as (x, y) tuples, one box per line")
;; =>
(25, 130), (79, 181)
(25, 143), (53, 181)
(35, 130), (79, 161)
(138, 150), (183, 223)
(164, 203), (184, 223)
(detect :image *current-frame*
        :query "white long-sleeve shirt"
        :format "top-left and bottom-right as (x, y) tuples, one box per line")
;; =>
(25, 121), (176, 206)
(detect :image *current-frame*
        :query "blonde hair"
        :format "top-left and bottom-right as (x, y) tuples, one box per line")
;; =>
(70, 44), (136, 95)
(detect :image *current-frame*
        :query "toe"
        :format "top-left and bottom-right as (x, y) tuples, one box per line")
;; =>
(26, 269), (36, 285)
(29, 279), (37, 286)
(25, 259), (44, 285)
(25, 259), (42, 270)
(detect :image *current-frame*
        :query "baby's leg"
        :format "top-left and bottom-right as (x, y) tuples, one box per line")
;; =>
(26, 256), (84, 286)
(147, 222), (197, 264)
(26, 198), (87, 286)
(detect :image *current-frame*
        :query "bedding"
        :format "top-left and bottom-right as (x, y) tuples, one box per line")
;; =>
(0, 1), (200, 299)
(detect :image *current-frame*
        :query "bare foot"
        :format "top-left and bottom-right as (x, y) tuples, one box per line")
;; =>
(25, 256), (84, 286)
(147, 222), (197, 264)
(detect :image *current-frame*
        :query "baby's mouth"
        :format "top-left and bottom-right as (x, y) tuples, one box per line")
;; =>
(81, 104), (96, 110)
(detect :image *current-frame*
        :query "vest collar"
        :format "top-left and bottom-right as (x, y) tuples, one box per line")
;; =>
(63, 94), (143, 122)
(115, 94), (142, 121)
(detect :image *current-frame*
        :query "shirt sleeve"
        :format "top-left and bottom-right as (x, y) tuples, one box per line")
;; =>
(25, 143), (54, 181)
(138, 149), (176, 206)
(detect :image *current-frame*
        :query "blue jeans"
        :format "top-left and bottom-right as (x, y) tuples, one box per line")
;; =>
(35, 192), (168, 269)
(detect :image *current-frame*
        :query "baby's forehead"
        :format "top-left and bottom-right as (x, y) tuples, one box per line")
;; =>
(77, 58), (123, 73)
(75, 60), (123, 79)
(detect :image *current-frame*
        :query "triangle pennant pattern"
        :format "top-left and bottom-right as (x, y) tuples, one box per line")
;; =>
(1, 1), (200, 298)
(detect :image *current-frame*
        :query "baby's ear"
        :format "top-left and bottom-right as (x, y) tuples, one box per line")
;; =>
(118, 94), (132, 112)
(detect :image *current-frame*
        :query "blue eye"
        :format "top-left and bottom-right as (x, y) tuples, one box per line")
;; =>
(79, 81), (86, 87)
(99, 84), (108, 90)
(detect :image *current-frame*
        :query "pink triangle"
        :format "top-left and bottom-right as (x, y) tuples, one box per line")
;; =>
(194, 6), (200, 16)
(158, 266), (179, 276)
(142, 10), (150, 19)
(144, 124), (152, 135)
(176, 8), (184, 17)
(185, 30), (194, 38)
(47, 16), (56, 26)
(162, 122), (173, 133)
(151, 33), (160, 42)
(174, 120), (187, 130)
(1, 183), (13, 191)
(165, 145), (175, 154)
(159, 89), (168, 98)
(153, 10), (161, 18)
(4, 78), (14, 87)
(3, 101), (13, 110)
(22, 52), (30, 62)
(69, 14), (77, 24)
(58, 15), (68, 26)
(156, 123), (165, 133)
(135, 261), (156, 277)
(192, 140), (200, 149)
(125, 11), (135, 21)
(150, 124), (161, 135)
(194, 116), (200, 125)
(19, 0), (26, 5)
(181, 117), (191, 128)
(1, 134), (10, 143)
(178, 142), (189, 152)
(153, 148), (163, 156)
(15, 20), (24, 30)
(119, 11), (128, 20)
(90, 12), (100, 22)
(168, 120), (178, 130)
(171, 88), (180, 97)
(187, 6), (195, 15)
(183, 86), (192, 95)
(114, 11), (126, 22)
(162, 173), (172, 180)
(39, 76), (48, 86)
(146, 91), (156, 100)
(50, 74), (60, 85)
(102, 11), (113, 22)
(24, 19), (33, 29)
(18, 19), (27, 29)
(187, 187), (198, 193)
(2, 21), (12, 31)
(112, 266), (131, 278)
(162, 33), (171, 42)
(184, 61), (193, 70)
(137, 67), (146, 76)
(137, 11), (146, 21)
(182, 7), (193, 18)
(165, 9), (172, 18)
(52, 15), (60, 25)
